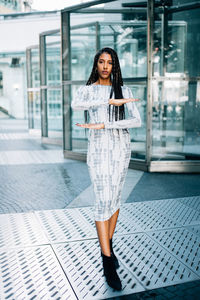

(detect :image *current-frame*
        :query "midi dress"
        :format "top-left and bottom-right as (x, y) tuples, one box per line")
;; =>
(71, 84), (141, 221)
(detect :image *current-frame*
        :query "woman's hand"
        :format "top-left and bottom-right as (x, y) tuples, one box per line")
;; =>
(109, 98), (139, 106)
(76, 123), (105, 129)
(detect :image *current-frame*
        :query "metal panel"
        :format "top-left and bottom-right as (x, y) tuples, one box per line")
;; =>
(0, 246), (77, 300)
(176, 196), (200, 212)
(144, 198), (200, 226)
(185, 225), (200, 238)
(120, 202), (181, 231)
(35, 209), (96, 243)
(114, 233), (199, 289)
(149, 160), (200, 173)
(0, 213), (48, 249)
(0, 200), (200, 299)
(147, 228), (200, 277)
(53, 240), (145, 299)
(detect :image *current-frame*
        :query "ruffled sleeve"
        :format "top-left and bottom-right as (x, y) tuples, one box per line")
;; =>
(104, 86), (142, 129)
(71, 85), (109, 111)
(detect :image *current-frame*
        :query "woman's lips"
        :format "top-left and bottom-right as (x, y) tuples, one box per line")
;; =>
(102, 71), (108, 74)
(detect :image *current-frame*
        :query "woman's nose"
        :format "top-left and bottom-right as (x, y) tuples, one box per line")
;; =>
(103, 63), (108, 69)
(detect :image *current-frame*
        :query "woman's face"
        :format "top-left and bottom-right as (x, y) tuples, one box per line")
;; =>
(97, 52), (112, 80)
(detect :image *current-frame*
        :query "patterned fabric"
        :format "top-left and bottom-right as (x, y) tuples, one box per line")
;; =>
(72, 85), (141, 221)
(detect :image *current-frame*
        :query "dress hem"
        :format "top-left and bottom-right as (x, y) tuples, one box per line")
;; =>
(94, 205), (121, 222)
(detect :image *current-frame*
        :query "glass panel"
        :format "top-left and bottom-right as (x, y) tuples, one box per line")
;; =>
(71, 26), (96, 81)
(30, 48), (40, 129)
(28, 90), (40, 130)
(47, 88), (62, 133)
(152, 7), (200, 160)
(45, 33), (62, 138)
(152, 79), (200, 160)
(31, 49), (40, 88)
(46, 34), (61, 86)
(125, 83), (146, 160)
(153, 20), (187, 76)
(100, 22), (147, 78)
(170, 8), (200, 77)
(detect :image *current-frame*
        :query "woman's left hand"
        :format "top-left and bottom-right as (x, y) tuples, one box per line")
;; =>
(76, 123), (105, 129)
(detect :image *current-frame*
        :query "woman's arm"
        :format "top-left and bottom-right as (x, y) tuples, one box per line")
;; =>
(71, 86), (109, 111)
(104, 87), (142, 129)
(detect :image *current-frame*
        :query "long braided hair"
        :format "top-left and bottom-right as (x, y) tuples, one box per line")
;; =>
(84, 47), (125, 124)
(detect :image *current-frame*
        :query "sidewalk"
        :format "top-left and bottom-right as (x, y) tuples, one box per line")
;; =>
(0, 115), (200, 300)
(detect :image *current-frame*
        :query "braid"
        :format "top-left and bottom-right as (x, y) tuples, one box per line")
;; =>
(85, 47), (125, 123)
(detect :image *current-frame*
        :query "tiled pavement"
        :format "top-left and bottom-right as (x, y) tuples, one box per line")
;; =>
(0, 115), (200, 300)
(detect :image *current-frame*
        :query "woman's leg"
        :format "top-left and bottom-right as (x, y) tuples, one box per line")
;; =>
(95, 209), (120, 255)
(95, 213), (122, 291)
(95, 220), (111, 256)
(108, 209), (119, 239)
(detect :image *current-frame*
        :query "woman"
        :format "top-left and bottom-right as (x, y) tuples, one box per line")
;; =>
(71, 47), (141, 291)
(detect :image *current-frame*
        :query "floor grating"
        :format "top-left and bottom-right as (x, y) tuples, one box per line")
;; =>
(0, 212), (48, 249)
(0, 246), (77, 300)
(0, 197), (200, 299)
(147, 228), (200, 277)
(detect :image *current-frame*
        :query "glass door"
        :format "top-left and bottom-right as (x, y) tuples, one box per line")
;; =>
(151, 2), (200, 164)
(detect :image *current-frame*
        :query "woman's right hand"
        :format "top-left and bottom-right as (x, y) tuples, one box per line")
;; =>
(109, 98), (139, 106)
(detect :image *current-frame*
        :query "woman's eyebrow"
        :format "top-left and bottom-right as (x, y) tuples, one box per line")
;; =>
(99, 59), (112, 62)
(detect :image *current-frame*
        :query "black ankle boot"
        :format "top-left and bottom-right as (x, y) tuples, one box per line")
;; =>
(110, 238), (120, 269)
(101, 252), (122, 291)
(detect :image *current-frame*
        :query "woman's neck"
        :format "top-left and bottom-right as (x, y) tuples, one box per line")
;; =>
(95, 78), (112, 86)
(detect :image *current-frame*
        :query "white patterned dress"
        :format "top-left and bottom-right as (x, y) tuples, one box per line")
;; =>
(72, 85), (141, 221)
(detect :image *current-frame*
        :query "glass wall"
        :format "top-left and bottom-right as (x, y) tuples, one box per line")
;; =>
(151, 5), (200, 165)
(25, 0), (197, 171)
(59, 0), (200, 172)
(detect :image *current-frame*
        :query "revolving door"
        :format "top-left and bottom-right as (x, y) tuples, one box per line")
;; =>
(61, 0), (200, 172)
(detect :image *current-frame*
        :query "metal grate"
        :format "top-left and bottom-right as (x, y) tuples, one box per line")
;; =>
(35, 209), (96, 243)
(0, 213), (48, 249)
(176, 196), (200, 212)
(144, 199), (200, 226)
(1, 200), (200, 299)
(147, 228), (200, 277)
(185, 225), (200, 237)
(0, 245), (77, 300)
(114, 233), (199, 290)
(53, 239), (145, 299)
(119, 202), (181, 231)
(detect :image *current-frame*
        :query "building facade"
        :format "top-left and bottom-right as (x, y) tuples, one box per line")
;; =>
(0, 0), (32, 13)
